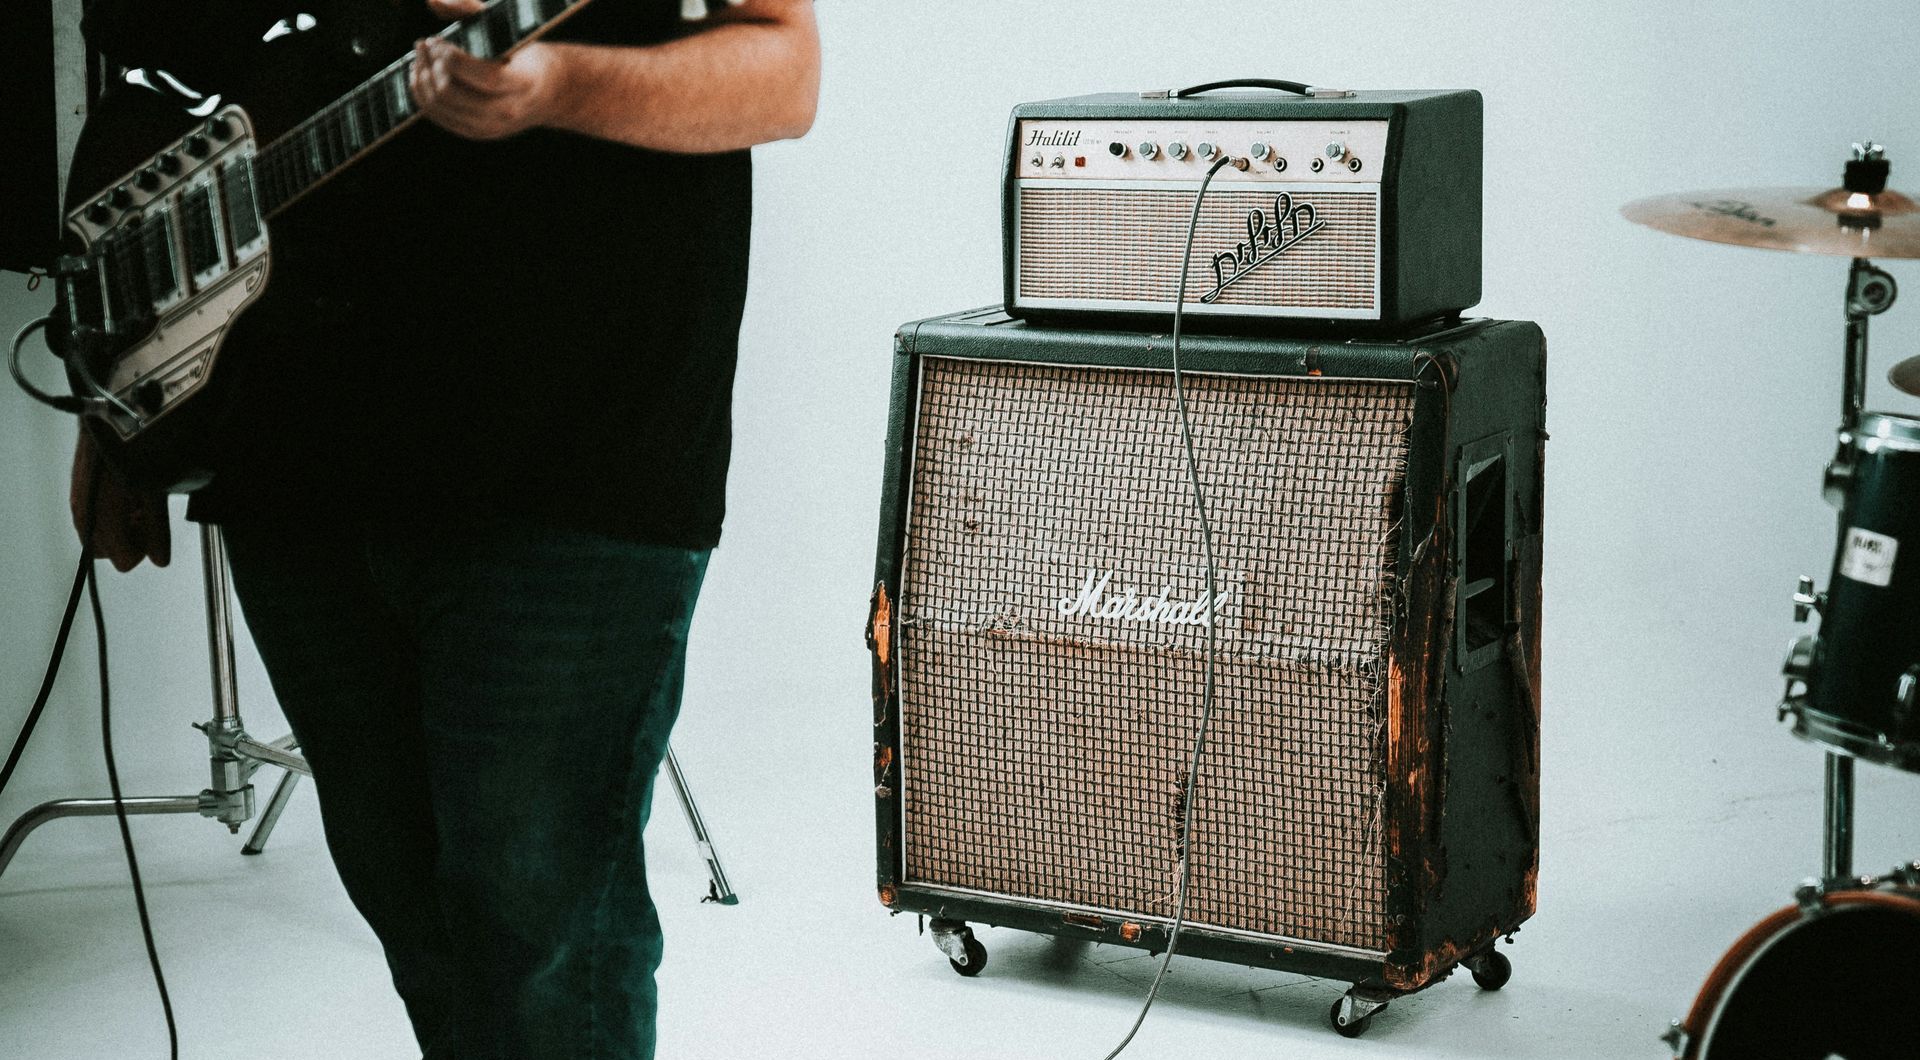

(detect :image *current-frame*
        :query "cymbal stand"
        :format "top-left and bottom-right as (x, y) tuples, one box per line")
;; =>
(0, 526), (738, 906)
(1807, 255), (1899, 881)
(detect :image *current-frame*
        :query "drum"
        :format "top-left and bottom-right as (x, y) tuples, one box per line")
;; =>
(1794, 412), (1920, 772)
(1665, 871), (1920, 1060)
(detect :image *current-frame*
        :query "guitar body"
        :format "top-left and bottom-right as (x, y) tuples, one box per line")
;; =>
(60, 3), (415, 491)
(58, 0), (733, 493)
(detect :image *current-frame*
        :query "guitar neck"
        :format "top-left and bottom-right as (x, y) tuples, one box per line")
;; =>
(253, 0), (601, 219)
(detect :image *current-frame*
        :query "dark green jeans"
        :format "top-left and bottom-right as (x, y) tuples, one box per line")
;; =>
(222, 518), (710, 1060)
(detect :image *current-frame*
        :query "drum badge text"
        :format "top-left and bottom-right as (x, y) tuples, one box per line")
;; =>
(1203, 192), (1328, 304)
(1057, 570), (1232, 627)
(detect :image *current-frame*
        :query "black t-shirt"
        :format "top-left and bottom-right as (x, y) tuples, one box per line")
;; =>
(83, 0), (752, 548)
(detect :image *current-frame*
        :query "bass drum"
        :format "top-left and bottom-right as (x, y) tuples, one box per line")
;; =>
(1669, 878), (1920, 1060)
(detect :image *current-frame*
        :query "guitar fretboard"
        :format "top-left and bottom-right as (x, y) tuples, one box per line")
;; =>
(253, 0), (593, 218)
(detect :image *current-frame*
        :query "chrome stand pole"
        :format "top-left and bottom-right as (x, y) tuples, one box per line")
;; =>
(1823, 751), (1855, 880)
(664, 745), (738, 904)
(0, 527), (307, 881)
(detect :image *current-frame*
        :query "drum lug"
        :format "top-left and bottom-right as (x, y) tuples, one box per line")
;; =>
(1823, 449), (1854, 509)
(1792, 575), (1825, 623)
(1658, 1020), (1690, 1056)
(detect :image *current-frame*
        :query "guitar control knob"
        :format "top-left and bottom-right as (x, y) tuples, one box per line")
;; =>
(1249, 142), (1271, 161)
(134, 380), (166, 416)
(1138, 142), (1159, 160)
(1167, 141), (1189, 160)
(185, 134), (212, 158)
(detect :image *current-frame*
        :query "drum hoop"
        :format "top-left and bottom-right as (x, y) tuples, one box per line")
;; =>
(1681, 889), (1920, 1059)
(1789, 706), (1920, 769)
(1852, 412), (1920, 452)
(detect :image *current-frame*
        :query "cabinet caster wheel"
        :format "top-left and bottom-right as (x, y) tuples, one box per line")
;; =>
(1467, 948), (1512, 991)
(1329, 997), (1373, 1038)
(931, 920), (989, 977)
(949, 933), (988, 977)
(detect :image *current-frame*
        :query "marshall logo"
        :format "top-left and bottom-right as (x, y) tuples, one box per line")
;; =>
(1025, 128), (1082, 148)
(1202, 192), (1328, 304)
(1057, 570), (1232, 627)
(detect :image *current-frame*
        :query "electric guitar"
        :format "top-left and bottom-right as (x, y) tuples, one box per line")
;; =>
(55, 0), (741, 492)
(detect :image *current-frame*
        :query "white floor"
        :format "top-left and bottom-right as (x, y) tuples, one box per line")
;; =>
(5, 712), (1919, 1060)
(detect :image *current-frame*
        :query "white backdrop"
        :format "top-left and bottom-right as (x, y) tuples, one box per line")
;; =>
(5, 0), (1920, 1056)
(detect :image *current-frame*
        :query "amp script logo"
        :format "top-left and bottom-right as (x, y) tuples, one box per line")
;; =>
(1057, 570), (1232, 627)
(1203, 192), (1326, 304)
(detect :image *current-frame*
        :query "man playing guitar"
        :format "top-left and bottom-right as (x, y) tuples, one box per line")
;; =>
(69, 1), (819, 1055)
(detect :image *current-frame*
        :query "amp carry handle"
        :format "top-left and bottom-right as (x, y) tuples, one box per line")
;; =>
(1142, 78), (1357, 99)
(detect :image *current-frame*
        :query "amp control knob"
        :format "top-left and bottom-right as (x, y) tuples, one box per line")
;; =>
(1050, 155), (1066, 169)
(156, 151), (182, 175)
(86, 202), (114, 225)
(109, 185), (135, 209)
(136, 168), (163, 191)
(1108, 141), (1128, 158)
(1249, 142), (1271, 161)
(205, 115), (234, 141)
(1029, 153), (1044, 168)
(185, 134), (212, 158)
(1325, 140), (1348, 161)
(1197, 141), (1218, 160)
(1167, 141), (1189, 160)
(1137, 142), (1159, 160)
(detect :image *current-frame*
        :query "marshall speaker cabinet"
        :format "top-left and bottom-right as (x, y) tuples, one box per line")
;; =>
(868, 307), (1545, 1035)
(1004, 87), (1482, 329)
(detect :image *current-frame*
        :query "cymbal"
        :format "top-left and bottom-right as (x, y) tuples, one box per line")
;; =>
(1622, 185), (1920, 258)
(1891, 354), (1920, 397)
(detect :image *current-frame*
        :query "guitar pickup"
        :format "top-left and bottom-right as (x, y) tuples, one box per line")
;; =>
(181, 178), (230, 290)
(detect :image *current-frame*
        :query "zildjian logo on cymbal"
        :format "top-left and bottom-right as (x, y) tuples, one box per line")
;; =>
(1203, 192), (1327, 303)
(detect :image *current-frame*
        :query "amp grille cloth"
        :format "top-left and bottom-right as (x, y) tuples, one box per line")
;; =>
(898, 357), (1415, 951)
(1018, 186), (1380, 312)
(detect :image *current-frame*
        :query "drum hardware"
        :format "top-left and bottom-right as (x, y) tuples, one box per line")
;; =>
(1661, 863), (1920, 1059)
(1630, 145), (1920, 1055)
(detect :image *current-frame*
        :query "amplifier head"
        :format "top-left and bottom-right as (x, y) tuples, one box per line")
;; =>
(1003, 89), (1482, 330)
(871, 307), (1543, 991)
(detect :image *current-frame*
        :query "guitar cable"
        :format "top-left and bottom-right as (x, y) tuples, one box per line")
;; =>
(1100, 151), (1241, 1060)
(0, 462), (180, 1059)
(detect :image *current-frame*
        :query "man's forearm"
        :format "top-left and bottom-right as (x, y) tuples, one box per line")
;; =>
(540, 10), (820, 153)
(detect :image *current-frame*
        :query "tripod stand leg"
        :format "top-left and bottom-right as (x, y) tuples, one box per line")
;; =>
(0, 796), (202, 881)
(242, 768), (304, 856)
(663, 745), (737, 905)
(1823, 751), (1855, 880)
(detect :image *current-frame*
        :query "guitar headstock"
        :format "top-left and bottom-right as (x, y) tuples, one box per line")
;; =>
(681, 0), (748, 20)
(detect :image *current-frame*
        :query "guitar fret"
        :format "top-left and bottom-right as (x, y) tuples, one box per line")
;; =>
(462, 19), (490, 59)
(248, 0), (575, 219)
(342, 100), (363, 152)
